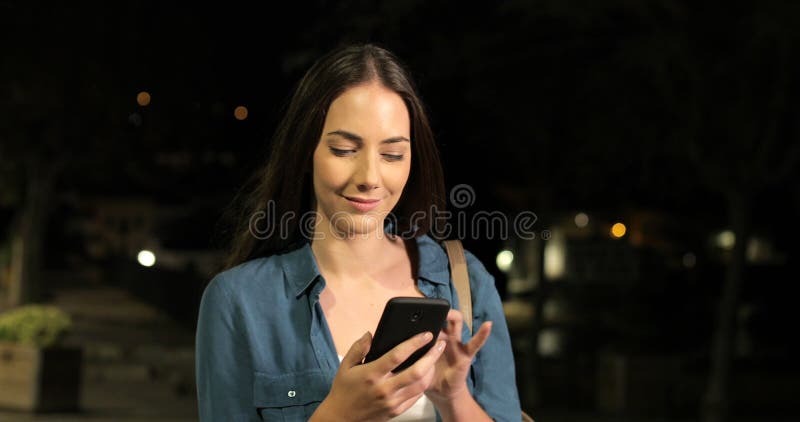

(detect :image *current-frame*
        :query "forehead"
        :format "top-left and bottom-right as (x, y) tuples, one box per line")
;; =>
(323, 82), (410, 138)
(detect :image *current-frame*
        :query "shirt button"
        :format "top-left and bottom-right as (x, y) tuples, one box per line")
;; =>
(287, 390), (296, 398)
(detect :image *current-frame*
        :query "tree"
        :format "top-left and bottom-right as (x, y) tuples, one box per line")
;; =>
(585, 2), (800, 420)
(1, 3), (170, 304)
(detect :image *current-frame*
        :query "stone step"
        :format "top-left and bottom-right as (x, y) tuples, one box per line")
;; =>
(83, 362), (153, 383)
(48, 286), (195, 348)
(42, 286), (199, 398)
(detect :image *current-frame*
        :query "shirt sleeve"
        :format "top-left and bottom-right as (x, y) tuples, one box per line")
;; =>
(195, 274), (260, 421)
(465, 250), (523, 422)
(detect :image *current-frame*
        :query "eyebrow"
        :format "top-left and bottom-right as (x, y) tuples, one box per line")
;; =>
(326, 130), (410, 145)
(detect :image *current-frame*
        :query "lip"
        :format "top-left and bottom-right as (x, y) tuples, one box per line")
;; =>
(344, 196), (381, 212)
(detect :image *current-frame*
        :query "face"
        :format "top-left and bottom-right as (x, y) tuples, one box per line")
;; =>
(312, 81), (412, 238)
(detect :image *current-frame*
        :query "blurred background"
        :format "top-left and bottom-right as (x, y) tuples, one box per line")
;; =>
(1, 1), (798, 421)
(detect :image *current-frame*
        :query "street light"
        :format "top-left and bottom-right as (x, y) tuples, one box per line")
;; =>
(137, 250), (156, 267)
(496, 250), (514, 272)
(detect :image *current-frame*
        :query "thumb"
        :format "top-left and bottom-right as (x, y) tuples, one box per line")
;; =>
(342, 332), (372, 368)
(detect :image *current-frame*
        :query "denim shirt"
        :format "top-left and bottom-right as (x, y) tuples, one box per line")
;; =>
(195, 234), (521, 421)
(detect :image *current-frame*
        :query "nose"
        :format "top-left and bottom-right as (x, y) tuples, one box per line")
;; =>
(355, 152), (380, 192)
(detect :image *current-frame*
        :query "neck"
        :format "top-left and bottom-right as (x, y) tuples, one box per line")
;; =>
(310, 216), (397, 282)
(312, 235), (391, 274)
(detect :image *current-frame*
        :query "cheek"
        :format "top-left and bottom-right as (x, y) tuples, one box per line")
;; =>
(313, 156), (345, 191)
(400, 159), (412, 185)
(388, 162), (411, 192)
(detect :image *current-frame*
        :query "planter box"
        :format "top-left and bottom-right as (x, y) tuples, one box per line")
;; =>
(0, 342), (82, 412)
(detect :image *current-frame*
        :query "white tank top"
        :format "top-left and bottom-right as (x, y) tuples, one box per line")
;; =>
(338, 355), (436, 421)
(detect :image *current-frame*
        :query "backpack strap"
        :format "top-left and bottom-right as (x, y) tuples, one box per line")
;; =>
(442, 239), (472, 334)
(443, 240), (536, 422)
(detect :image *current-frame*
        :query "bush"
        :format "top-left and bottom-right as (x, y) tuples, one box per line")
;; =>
(0, 305), (72, 348)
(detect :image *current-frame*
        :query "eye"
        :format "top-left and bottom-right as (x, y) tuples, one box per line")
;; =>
(329, 147), (355, 157)
(382, 154), (404, 162)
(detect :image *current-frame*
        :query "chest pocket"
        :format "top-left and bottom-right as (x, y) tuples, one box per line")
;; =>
(253, 370), (330, 421)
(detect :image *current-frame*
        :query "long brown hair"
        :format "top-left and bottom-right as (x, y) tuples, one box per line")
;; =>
(221, 43), (446, 270)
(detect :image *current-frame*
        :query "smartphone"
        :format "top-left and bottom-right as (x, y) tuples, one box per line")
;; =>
(363, 297), (451, 373)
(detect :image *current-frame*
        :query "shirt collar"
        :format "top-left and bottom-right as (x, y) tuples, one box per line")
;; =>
(282, 232), (451, 298)
(280, 242), (321, 298)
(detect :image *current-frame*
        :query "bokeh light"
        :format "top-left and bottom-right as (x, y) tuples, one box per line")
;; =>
(716, 230), (735, 250)
(574, 212), (589, 228)
(496, 250), (514, 272)
(136, 91), (151, 106)
(137, 250), (156, 267)
(234, 105), (248, 120)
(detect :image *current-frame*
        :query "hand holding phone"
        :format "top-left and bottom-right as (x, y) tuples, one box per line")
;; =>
(315, 326), (447, 421)
(363, 297), (450, 372)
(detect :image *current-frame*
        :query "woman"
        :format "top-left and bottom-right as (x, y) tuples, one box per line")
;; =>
(196, 43), (521, 421)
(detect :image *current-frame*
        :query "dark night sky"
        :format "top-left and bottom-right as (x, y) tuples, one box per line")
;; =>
(3, 1), (799, 268)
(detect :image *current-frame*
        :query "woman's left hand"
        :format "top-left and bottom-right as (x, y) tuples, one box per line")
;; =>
(424, 309), (492, 404)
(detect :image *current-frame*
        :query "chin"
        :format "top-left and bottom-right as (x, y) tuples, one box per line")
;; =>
(332, 214), (386, 238)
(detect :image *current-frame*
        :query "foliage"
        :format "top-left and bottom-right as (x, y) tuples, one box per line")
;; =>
(0, 305), (72, 348)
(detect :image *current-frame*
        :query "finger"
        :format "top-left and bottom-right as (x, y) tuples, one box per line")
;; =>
(341, 332), (372, 368)
(465, 321), (493, 356)
(445, 310), (464, 343)
(389, 340), (446, 390)
(435, 330), (451, 343)
(390, 363), (435, 411)
(372, 331), (434, 374)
